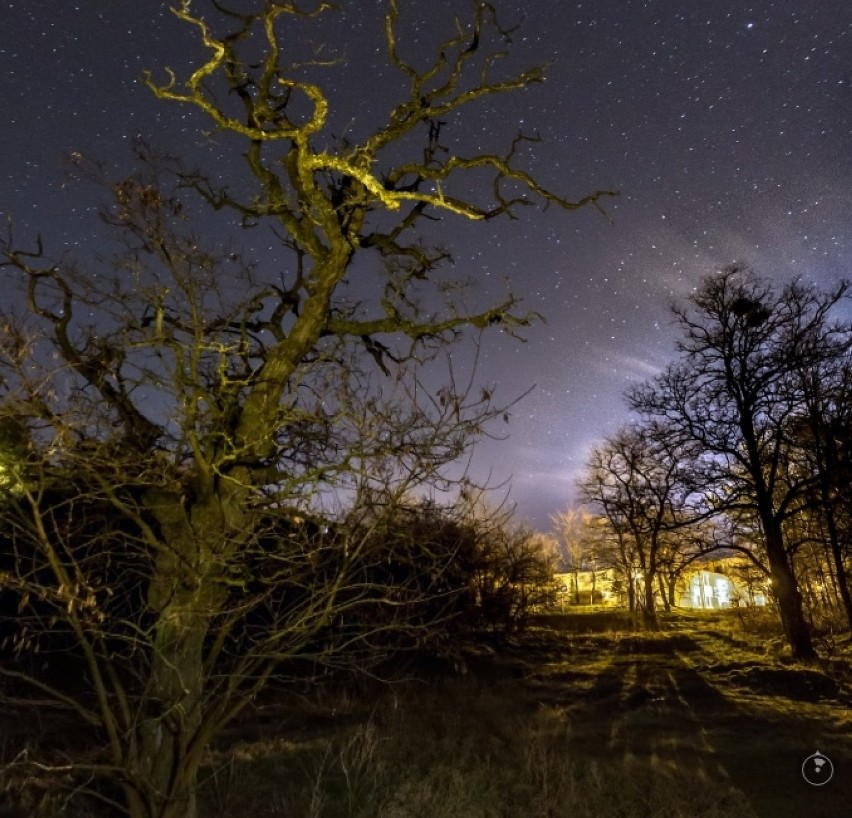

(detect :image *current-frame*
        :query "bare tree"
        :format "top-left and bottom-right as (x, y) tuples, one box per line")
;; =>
(550, 507), (597, 603)
(0, 2), (612, 815)
(630, 265), (850, 659)
(468, 519), (556, 633)
(578, 424), (696, 628)
(786, 351), (852, 631)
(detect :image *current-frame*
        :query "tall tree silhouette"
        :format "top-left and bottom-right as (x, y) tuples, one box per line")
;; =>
(630, 265), (849, 659)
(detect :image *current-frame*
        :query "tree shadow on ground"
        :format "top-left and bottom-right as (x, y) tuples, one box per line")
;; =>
(558, 629), (851, 818)
(671, 661), (852, 818)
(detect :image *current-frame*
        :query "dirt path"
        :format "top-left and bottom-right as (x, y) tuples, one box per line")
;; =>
(532, 629), (852, 818)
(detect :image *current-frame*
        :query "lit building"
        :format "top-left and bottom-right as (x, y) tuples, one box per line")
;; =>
(678, 568), (766, 610)
(552, 556), (768, 610)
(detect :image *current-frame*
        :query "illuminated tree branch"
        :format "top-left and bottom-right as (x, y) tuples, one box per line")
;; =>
(0, 3), (613, 816)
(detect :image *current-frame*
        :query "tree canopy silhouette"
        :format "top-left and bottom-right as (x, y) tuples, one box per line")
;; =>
(629, 265), (850, 660)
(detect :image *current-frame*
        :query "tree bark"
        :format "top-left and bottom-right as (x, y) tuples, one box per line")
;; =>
(641, 570), (658, 630)
(134, 492), (234, 818)
(763, 519), (816, 661)
(656, 572), (671, 612)
(829, 535), (852, 632)
(137, 609), (206, 818)
(816, 442), (852, 630)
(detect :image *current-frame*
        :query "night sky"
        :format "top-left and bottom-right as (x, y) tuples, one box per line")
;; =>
(4, 1), (852, 530)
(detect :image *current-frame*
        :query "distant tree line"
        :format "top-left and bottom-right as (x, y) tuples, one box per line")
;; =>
(576, 265), (852, 660)
(0, 477), (550, 672)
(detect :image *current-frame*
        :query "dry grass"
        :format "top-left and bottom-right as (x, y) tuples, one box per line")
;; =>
(4, 610), (851, 817)
(198, 676), (757, 818)
(192, 611), (852, 818)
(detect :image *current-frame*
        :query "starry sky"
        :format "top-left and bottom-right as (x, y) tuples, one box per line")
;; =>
(3, 1), (852, 530)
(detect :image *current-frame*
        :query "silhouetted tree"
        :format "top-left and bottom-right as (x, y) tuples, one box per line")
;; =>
(630, 265), (849, 659)
(786, 352), (852, 631)
(578, 423), (698, 628)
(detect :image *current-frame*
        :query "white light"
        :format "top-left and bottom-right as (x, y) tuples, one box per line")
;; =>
(715, 577), (730, 606)
(692, 576), (702, 607)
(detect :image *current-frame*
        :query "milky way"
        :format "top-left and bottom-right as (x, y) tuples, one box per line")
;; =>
(3, 1), (852, 528)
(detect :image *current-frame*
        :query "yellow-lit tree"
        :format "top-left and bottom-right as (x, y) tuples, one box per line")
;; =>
(550, 507), (596, 603)
(0, 2), (612, 815)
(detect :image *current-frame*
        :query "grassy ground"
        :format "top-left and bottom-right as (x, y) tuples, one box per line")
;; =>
(4, 610), (851, 817)
(194, 610), (852, 818)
